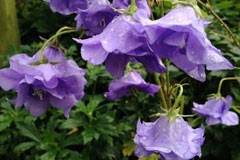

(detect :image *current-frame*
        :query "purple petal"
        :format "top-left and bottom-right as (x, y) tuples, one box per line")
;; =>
(105, 54), (130, 78)
(49, 94), (78, 118)
(105, 72), (160, 100)
(24, 96), (48, 117)
(49, 0), (87, 15)
(134, 145), (153, 158)
(101, 16), (144, 53)
(15, 83), (30, 107)
(221, 111), (239, 126)
(206, 117), (221, 125)
(0, 69), (22, 91)
(136, 54), (166, 73)
(32, 46), (66, 63)
(134, 116), (204, 159)
(74, 37), (109, 65)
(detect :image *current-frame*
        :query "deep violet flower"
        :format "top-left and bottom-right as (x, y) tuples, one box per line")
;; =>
(193, 96), (239, 126)
(141, 6), (234, 82)
(74, 0), (166, 78)
(0, 46), (86, 118)
(134, 116), (205, 160)
(105, 72), (159, 100)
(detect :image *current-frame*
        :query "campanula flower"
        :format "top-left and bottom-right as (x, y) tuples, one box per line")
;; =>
(193, 96), (239, 126)
(134, 116), (205, 160)
(47, 0), (117, 35)
(141, 6), (234, 82)
(0, 46), (86, 118)
(105, 72), (159, 100)
(75, 0), (118, 35)
(74, 0), (166, 77)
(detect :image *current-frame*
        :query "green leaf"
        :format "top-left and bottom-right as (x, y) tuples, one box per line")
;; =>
(60, 119), (82, 129)
(82, 126), (100, 144)
(14, 142), (36, 153)
(0, 115), (12, 131)
(16, 122), (41, 142)
(40, 152), (56, 160)
(139, 154), (160, 160)
(122, 141), (136, 157)
(61, 134), (83, 147)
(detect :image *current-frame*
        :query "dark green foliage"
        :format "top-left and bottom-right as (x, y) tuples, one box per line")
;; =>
(0, 0), (239, 160)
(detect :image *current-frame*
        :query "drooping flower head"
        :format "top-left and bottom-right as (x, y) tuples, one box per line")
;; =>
(141, 6), (234, 82)
(74, 0), (166, 77)
(0, 46), (86, 118)
(105, 72), (159, 100)
(75, 0), (118, 35)
(193, 96), (239, 126)
(134, 116), (205, 160)
(47, 0), (117, 35)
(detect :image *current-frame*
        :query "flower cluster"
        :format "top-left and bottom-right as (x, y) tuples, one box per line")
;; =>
(0, 46), (86, 118)
(73, 3), (233, 82)
(45, 0), (238, 159)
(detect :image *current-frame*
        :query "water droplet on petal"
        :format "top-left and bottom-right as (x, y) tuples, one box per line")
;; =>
(102, 40), (108, 45)
(142, 136), (147, 140)
(178, 18), (183, 22)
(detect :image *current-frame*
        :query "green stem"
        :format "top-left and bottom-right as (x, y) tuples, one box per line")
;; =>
(38, 28), (77, 62)
(160, 0), (164, 17)
(172, 84), (183, 110)
(196, 0), (240, 49)
(232, 106), (240, 114)
(217, 77), (240, 96)
(56, 26), (75, 35)
(131, 0), (136, 6)
(179, 96), (185, 115)
(190, 116), (201, 126)
(164, 60), (170, 107)
(154, 73), (168, 109)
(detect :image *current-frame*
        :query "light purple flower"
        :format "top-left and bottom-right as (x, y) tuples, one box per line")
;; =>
(74, 2), (166, 77)
(134, 116), (205, 160)
(0, 46), (86, 118)
(75, 0), (118, 35)
(47, 0), (88, 15)
(141, 6), (234, 82)
(105, 72), (159, 100)
(193, 96), (239, 126)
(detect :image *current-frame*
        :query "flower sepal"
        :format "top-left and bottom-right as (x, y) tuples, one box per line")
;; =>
(150, 108), (194, 123)
(111, 0), (138, 16)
